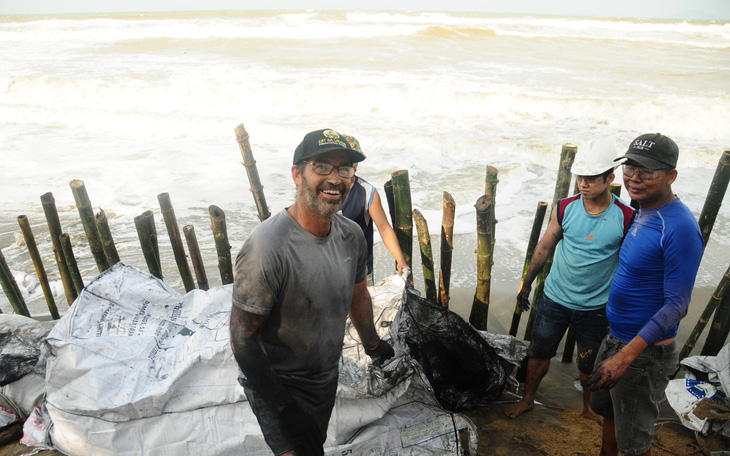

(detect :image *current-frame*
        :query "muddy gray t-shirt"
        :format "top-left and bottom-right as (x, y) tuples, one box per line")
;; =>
(232, 209), (367, 386)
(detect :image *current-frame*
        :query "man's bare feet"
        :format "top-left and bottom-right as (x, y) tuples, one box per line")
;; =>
(504, 398), (535, 419)
(581, 407), (603, 425)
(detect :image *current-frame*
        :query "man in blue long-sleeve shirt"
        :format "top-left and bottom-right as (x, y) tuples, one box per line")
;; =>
(587, 133), (704, 456)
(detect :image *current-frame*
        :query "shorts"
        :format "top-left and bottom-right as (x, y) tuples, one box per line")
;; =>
(528, 295), (609, 374)
(590, 334), (678, 455)
(241, 374), (338, 455)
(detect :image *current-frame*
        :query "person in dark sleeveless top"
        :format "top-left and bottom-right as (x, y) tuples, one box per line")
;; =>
(341, 135), (409, 284)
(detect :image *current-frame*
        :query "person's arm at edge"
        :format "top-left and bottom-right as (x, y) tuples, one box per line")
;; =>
(516, 208), (563, 311)
(230, 305), (293, 414)
(368, 190), (409, 275)
(348, 279), (381, 350)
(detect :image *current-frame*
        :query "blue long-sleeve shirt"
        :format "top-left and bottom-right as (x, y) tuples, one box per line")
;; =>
(607, 198), (703, 345)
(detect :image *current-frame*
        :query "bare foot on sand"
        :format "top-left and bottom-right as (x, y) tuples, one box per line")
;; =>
(581, 408), (603, 425)
(504, 398), (535, 419)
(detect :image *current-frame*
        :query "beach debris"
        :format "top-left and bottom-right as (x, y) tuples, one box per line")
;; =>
(666, 343), (730, 440)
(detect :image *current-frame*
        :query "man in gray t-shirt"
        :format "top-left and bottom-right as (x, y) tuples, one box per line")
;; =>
(230, 129), (394, 456)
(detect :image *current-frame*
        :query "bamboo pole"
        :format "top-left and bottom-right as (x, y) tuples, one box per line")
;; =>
(391, 170), (413, 270)
(701, 292), (730, 357)
(698, 150), (730, 246)
(17, 215), (59, 319)
(146, 210), (160, 268)
(680, 263), (730, 359)
(524, 143), (577, 341)
(438, 192), (455, 308)
(59, 234), (84, 294)
(469, 194), (494, 330)
(234, 123), (271, 222)
(0, 249), (30, 316)
(135, 210), (163, 280)
(95, 209), (121, 266)
(610, 182), (622, 197)
(209, 205), (233, 285)
(158, 193), (195, 292)
(41, 192), (77, 305)
(183, 225), (209, 291)
(685, 151), (730, 357)
(413, 209), (436, 301)
(383, 179), (396, 225)
(485, 165), (499, 280)
(509, 201), (548, 336)
(69, 180), (110, 272)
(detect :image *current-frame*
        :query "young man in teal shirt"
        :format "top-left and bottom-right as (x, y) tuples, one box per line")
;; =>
(505, 137), (634, 422)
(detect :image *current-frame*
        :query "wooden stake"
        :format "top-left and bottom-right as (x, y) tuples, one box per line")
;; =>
(158, 193), (195, 292)
(209, 205), (233, 285)
(391, 170), (413, 270)
(698, 150), (730, 246)
(509, 201), (548, 336)
(681, 263), (730, 359)
(0, 248), (30, 316)
(234, 123), (271, 222)
(59, 233), (84, 294)
(135, 210), (163, 280)
(469, 194), (494, 330)
(413, 209), (436, 301)
(183, 225), (209, 291)
(41, 192), (77, 305)
(686, 150), (730, 357)
(69, 180), (110, 272)
(438, 192), (455, 308)
(383, 179), (396, 225)
(17, 215), (59, 319)
(95, 209), (121, 266)
(609, 182), (622, 197)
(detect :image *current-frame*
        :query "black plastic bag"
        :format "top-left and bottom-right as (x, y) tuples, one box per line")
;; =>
(401, 289), (511, 411)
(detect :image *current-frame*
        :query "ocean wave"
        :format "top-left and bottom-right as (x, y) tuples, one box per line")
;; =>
(0, 12), (727, 49)
(417, 25), (496, 38)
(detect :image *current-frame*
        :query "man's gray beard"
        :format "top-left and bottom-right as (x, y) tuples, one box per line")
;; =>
(299, 176), (350, 217)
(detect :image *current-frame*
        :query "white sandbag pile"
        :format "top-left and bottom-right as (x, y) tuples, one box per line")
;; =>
(32, 263), (479, 455)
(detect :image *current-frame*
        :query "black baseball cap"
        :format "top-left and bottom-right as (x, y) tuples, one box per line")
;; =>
(615, 133), (678, 170)
(293, 129), (366, 165)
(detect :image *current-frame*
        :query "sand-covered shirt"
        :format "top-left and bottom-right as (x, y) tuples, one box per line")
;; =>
(232, 209), (368, 387)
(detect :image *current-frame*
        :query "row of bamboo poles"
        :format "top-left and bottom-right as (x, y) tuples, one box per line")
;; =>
(1, 123), (729, 360)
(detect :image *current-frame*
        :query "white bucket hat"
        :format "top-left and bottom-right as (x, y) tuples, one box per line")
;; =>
(572, 136), (622, 176)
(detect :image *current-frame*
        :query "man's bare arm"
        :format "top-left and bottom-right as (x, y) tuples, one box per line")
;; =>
(348, 279), (381, 349)
(229, 305), (292, 413)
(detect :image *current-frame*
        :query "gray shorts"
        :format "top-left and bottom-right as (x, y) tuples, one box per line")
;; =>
(590, 334), (678, 455)
(241, 374), (338, 455)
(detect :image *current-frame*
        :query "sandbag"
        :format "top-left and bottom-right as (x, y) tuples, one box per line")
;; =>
(398, 288), (513, 410)
(0, 315), (55, 386)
